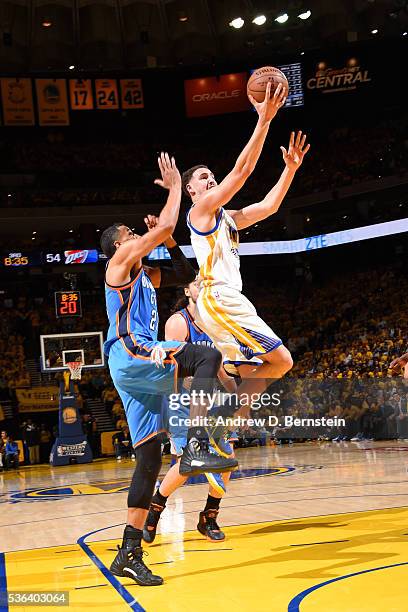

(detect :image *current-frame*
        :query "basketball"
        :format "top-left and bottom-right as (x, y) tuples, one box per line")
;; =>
(247, 66), (289, 103)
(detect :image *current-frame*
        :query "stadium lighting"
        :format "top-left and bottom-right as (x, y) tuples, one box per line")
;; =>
(252, 15), (267, 26)
(371, 28), (378, 34)
(298, 10), (311, 20)
(275, 13), (289, 24)
(229, 17), (244, 29)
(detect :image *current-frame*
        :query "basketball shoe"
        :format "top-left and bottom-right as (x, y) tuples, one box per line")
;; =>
(179, 439), (237, 476)
(197, 509), (225, 541)
(110, 545), (163, 586)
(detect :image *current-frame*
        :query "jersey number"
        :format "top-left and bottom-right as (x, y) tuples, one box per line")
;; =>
(149, 309), (157, 330)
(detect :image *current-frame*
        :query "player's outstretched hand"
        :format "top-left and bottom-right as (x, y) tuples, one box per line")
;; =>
(390, 353), (408, 375)
(248, 82), (287, 125)
(144, 214), (159, 231)
(154, 152), (181, 190)
(280, 131), (310, 171)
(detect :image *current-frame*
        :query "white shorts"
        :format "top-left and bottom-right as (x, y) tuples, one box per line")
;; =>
(196, 285), (282, 376)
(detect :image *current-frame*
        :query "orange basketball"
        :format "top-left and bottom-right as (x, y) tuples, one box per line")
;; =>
(247, 66), (289, 103)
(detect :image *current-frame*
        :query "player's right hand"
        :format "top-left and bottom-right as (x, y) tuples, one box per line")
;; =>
(249, 82), (287, 125)
(390, 353), (408, 374)
(154, 152), (181, 191)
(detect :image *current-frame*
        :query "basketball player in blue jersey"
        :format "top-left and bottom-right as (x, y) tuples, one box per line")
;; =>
(101, 153), (237, 586)
(141, 264), (237, 542)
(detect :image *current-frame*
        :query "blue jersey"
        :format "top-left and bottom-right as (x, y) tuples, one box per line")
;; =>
(104, 267), (158, 357)
(179, 307), (214, 348)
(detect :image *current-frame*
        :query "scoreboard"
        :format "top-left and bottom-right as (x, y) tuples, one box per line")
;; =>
(0, 249), (101, 268)
(278, 62), (304, 107)
(55, 291), (82, 318)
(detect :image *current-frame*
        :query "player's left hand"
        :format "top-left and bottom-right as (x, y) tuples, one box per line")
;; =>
(144, 214), (159, 231)
(144, 214), (176, 247)
(281, 131), (310, 171)
(150, 345), (167, 368)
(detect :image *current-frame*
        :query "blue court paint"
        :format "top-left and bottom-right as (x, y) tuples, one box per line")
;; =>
(0, 553), (8, 612)
(77, 524), (145, 612)
(288, 560), (408, 611)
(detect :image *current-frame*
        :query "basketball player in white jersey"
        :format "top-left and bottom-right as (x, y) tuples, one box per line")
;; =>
(182, 124), (310, 417)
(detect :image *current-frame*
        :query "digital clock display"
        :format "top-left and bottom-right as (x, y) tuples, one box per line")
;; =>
(3, 253), (30, 267)
(55, 291), (82, 318)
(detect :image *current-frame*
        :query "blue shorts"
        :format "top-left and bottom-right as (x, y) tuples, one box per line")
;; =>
(108, 339), (183, 448)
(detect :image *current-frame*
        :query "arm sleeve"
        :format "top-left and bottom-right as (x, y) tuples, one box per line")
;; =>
(159, 245), (196, 288)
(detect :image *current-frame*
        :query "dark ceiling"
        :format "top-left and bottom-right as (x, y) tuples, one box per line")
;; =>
(0, 0), (407, 72)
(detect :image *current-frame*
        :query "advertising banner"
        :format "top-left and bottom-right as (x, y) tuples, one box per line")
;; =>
(185, 72), (250, 117)
(16, 386), (59, 412)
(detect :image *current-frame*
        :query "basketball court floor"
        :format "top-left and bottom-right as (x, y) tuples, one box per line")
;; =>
(1, 441), (408, 611)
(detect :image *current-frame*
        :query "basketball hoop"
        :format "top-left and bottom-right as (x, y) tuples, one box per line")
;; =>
(66, 361), (83, 380)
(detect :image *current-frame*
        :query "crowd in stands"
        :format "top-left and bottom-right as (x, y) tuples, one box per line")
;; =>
(1, 112), (407, 211)
(0, 243), (407, 461)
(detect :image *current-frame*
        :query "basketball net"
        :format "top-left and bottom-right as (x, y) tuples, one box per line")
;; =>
(63, 362), (83, 393)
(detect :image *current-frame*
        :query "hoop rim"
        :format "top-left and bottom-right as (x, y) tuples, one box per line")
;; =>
(66, 361), (83, 379)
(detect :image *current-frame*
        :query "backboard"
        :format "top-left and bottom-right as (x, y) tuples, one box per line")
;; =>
(40, 331), (105, 372)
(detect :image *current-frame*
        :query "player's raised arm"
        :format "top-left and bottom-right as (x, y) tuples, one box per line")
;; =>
(189, 82), (286, 217)
(143, 214), (196, 288)
(103, 153), (182, 285)
(229, 131), (310, 230)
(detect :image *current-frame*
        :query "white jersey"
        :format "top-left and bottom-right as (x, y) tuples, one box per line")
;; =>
(187, 207), (242, 292)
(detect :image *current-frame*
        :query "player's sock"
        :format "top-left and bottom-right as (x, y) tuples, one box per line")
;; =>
(110, 525), (163, 586)
(204, 494), (221, 512)
(152, 489), (167, 507)
(121, 524), (143, 549)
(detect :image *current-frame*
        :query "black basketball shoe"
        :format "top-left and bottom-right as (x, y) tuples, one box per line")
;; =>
(179, 440), (238, 476)
(197, 509), (225, 541)
(110, 545), (163, 586)
(142, 502), (165, 544)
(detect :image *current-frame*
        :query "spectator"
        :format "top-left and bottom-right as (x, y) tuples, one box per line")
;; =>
(5, 436), (19, 469)
(39, 424), (53, 463)
(112, 426), (135, 462)
(23, 419), (40, 465)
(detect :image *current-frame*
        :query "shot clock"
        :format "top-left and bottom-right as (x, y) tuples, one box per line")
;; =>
(55, 291), (82, 318)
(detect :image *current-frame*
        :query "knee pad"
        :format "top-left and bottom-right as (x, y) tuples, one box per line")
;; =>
(127, 437), (162, 510)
